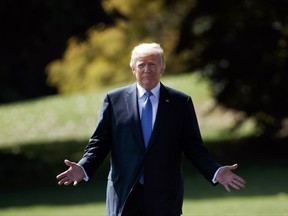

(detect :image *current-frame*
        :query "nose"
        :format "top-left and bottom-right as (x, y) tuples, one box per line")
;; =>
(143, 64), (151, 73)
(143, 65), (148, 72)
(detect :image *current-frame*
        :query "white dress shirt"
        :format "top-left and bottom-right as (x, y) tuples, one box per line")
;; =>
(136, 82), (160, 128)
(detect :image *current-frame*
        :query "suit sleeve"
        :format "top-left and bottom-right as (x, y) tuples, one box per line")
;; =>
(181, 96), (221, 185)
(78, 94), (112, 179)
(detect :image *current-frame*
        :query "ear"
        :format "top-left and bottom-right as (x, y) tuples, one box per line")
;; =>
(131, 66), (136, 75)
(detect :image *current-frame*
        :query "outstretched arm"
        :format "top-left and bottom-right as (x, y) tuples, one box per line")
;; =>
(216, 164), (246, 192)
(56, 159), (85, 186)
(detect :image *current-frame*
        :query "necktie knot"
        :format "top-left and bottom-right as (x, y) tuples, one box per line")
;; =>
(144, 91), (153, 98)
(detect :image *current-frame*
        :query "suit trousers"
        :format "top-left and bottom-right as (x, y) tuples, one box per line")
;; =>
(122, 183), (144, 216)
(122, 183), (182, 216)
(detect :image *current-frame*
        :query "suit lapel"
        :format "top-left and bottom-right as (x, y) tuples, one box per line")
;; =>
(125, 83), (146, 150)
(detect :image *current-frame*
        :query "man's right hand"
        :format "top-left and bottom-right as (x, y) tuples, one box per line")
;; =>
(56, 159), (85, 186)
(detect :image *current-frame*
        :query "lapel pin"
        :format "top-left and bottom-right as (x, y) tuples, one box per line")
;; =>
(165, 99), (169, 103)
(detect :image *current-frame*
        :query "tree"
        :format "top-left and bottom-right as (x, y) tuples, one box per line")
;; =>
(46, 0), (193, 93)
(175, 0), (288, 136)
(0, 0), (114, 103)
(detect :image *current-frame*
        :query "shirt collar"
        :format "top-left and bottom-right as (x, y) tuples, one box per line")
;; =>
(137, 82), (160, 100)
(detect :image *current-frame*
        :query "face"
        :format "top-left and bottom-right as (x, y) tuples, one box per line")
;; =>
(131, 54), (164, 90)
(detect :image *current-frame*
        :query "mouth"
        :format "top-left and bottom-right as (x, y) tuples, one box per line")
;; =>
(143, 77), (154, 82)
(143, 75), (154, 79)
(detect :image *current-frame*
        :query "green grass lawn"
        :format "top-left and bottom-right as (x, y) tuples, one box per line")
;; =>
(2, 195), (287, 216)
(1, 166), (287, 216)
(1, 196), (287, 216)
(0, 72), (286, 216)
(0, 72), (254, 148)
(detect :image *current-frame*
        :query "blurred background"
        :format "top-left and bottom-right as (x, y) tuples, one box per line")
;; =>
(0, 0), (287, 215)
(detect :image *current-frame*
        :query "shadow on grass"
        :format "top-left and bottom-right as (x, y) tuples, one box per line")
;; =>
(0, 136), (287, 208)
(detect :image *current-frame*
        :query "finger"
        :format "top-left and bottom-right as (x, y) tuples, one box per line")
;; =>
(236, 176), (246, 185)
(58, 176), (70, 185)
(224, 184), (231, 192)
(230, 181), (241, 190)
(56, 171), (68, 179)
(64, 159), (74, 167)
(234, 179), (246, 189)
(64, 179), (73, 186)
(233, 174), (246, 186)
(230, 164), (238, 171)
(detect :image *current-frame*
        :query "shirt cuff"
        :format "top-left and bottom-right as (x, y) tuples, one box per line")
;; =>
(212, 167), (223, 184)
(78, 164), (89, 181)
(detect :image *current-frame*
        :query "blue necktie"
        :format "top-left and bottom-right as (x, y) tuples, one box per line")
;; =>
(141, 91), (153, 148)
(140, 91), (152, 184)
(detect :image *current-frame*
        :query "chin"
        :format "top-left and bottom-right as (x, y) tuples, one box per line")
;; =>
(144, 84), (156, 90)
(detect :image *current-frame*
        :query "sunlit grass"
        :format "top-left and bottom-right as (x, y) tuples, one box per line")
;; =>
(0, 91), (104, 147)
(0, 73), (285, 216)
(0, 204), (104, 216)
(1, 181), (287, 216)
(0, 72), (256, 148)
(183, 195), (288, 216)
(2, 195), (287, 216)
(1, 166), (287, 216)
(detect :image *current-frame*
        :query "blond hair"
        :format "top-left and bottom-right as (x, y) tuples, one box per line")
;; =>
(129, 43), (165, 69)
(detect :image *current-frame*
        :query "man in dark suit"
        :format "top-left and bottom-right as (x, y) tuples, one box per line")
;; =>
(56, 43), (246, 216)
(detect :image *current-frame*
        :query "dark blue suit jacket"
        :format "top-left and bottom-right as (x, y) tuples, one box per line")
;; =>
(78, 82), (221, 216)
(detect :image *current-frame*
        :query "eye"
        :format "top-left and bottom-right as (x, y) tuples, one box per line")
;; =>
(148, 63), (156, 68)
(137, 63), (145, 69)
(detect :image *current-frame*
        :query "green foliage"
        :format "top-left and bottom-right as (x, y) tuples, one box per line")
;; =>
(46, 24), (133, 93)
(45, 0), (288, 136)
(2, 0), (287, 139)
(46, 0), (195, 93)
(0, 0), (113, 103)
(175, 0), (288, 135)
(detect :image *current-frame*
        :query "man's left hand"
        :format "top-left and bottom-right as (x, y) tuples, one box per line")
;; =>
(216, 164), (246, 192)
